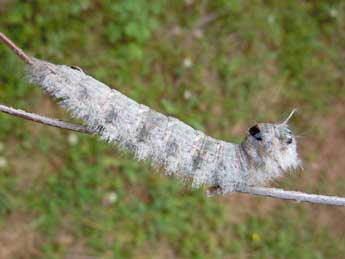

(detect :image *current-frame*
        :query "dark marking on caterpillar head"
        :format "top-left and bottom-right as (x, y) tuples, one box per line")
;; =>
(249, 124), (262, 141)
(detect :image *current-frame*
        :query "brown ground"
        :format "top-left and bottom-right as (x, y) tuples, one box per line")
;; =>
(0, 212), (42, 259)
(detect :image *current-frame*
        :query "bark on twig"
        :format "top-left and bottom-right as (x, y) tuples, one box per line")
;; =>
(0, 104), (90, 133)
(0, 32), (32, 64)
(234, 186), (345, 206)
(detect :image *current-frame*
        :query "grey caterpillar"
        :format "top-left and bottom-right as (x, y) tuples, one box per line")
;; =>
(27, 58), (301, 194)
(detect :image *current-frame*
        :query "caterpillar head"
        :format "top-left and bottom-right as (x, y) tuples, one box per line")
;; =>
(241, 110), (301, 185)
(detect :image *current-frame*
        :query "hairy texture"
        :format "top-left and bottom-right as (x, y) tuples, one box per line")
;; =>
(27, 58), (301, 193)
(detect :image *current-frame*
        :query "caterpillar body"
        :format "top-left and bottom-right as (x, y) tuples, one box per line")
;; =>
(27, 58), (300, 194)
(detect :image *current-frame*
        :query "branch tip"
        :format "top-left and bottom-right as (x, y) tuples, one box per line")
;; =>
(0, 32), (33, 65)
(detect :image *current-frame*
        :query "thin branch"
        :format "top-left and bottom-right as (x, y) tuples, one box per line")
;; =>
(0, 103), (344, 206)
(0, 104), (91, 134)
(0, 33), (33, 64)
(235, 186), (345, 206)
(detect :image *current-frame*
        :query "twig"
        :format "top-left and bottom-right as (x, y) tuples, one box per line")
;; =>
(0, 104), (91, 134)
(0, 33), (33, 64)
(235, 186), (345, 206)
(0, 103), (344, 206)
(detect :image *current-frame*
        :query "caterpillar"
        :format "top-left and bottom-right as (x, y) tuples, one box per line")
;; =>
(28, 58), (301, 193)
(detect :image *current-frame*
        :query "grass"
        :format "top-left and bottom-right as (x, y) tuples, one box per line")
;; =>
(0, 0), (344, 258)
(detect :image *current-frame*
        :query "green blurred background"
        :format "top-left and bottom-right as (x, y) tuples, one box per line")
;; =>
(0, 0), (344, 258)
